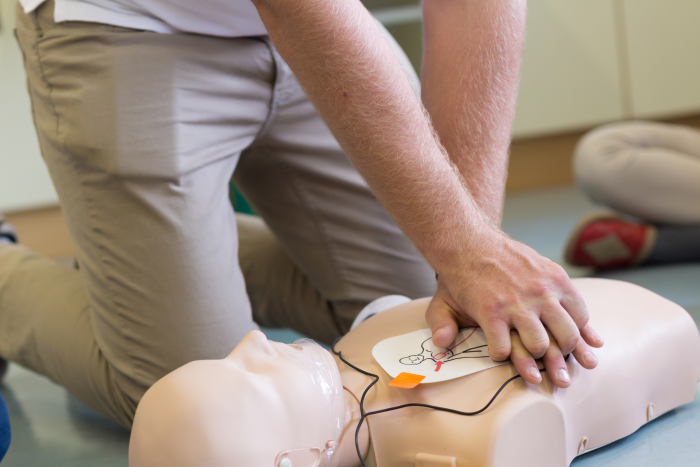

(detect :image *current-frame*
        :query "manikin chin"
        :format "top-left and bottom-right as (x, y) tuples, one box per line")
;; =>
(129, 278), (700, 467)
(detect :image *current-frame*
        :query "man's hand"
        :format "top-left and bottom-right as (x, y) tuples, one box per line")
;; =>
(510, 328), (601, 387)
(426, 230), (604, 387)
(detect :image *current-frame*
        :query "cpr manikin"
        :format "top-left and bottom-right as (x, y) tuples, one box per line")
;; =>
(129, 278), (700, 467)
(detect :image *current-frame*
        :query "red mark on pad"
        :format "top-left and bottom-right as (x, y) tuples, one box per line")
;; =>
(433, 327), (478, 361)
(435, 361), (444, 372)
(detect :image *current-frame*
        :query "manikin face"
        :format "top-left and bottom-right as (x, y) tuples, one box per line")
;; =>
(129, 331), (345, 467)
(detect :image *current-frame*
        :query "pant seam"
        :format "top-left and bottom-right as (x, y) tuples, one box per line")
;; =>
(28, 12), (62, 143)
(249, 37), (280, 141)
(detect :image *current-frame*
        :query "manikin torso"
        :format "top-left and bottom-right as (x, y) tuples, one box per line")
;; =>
(128, 278), (700, 467)
(334, 278), (700, 467)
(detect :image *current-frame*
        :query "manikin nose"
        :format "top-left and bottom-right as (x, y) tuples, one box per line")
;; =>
(239, 330), (277, 358)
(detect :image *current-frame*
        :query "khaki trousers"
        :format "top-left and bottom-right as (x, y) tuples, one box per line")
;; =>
(0, 1), (435, 428)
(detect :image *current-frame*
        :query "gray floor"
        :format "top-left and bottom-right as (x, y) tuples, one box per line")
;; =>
(1, 186), (699, 466)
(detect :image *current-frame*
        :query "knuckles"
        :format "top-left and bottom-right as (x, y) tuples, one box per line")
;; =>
(556, 333), (581, 354)
(525, 339), (549, 359)
(548, 262), (572, 285)
(481, 299), (508, 317)
(527, 280), (551, 298)
(489, 347), (511, 361)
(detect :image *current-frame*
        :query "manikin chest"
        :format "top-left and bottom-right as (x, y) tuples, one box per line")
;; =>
(334, 280), (700, 467)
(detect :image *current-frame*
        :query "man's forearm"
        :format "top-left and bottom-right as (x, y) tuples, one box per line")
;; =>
(252, 0), (492, 272)
(422, 0), (526, 225)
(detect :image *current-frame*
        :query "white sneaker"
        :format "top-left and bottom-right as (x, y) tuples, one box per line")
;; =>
(350, 295), (411, 330)
(0, 214), (17, 244)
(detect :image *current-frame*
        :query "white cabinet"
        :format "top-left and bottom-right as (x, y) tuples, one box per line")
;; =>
(622, 0), (700, 118)
(0, 0), (58, 212)
(512, 0), (625, 138)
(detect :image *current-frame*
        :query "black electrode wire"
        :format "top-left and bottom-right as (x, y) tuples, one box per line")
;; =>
(331, 337), (560, 467)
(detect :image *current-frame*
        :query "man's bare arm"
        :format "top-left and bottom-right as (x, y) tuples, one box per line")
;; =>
(252, 0), (480, 263)
(422, 0), (525, 225)
(251, 0), (603, 387)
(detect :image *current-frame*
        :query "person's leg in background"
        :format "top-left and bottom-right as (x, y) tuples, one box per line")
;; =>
(565, 121), (700, 269)
(234, 27), (436, 344)
(1, 0), (273, 427)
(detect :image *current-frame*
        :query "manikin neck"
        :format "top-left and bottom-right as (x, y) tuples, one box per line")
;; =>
(329, 389), (370, 466)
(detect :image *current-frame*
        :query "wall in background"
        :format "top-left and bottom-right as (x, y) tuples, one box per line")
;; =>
(623, 0), (700, 118)
(513, 0), (626, 137)
(0, 0), (59, 213)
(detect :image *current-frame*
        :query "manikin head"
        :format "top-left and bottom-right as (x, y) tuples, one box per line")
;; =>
(129, 331), (346, 467)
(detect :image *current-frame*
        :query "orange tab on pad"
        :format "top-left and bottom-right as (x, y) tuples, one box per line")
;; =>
(388, 372), (425, 389)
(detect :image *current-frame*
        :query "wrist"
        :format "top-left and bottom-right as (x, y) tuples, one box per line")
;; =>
(425, 215), (502, 278)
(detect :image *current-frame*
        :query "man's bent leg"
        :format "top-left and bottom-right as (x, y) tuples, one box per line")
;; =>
(0, 245), (135, 426)
(236, 214), (344, 342)
(9, 1), (273, 426)
(234, 33), (435, 343)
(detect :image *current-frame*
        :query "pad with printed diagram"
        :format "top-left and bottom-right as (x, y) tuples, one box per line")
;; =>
(372, 327), (509, 384)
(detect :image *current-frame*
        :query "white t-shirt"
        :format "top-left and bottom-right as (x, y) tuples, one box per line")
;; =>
(19, 0), (268, 37)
